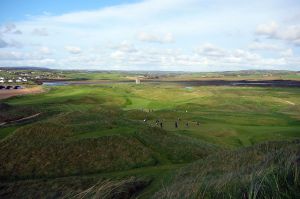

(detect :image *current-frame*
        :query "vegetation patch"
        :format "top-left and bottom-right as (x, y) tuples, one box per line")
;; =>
(154, 140), (300, 199)
(0, 123), (156, 179)
(135, 127), (219, 163)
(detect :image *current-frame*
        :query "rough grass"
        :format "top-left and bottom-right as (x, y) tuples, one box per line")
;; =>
(66, 177), (150, 199)
(0, 102), (38, 123)
(153, 140), (300, 199)
(0, 122), (156, 179)
(0, 176), (150, 199)
(135, 127), (219, 163)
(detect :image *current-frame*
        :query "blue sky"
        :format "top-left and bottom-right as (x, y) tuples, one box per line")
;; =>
(0, 0), (139, 22)
(0, 0), (299, 71)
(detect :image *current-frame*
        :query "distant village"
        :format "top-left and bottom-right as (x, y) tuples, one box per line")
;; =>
(0, 69), (65, 85)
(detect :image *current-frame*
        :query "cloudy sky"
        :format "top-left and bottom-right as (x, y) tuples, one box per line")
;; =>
(0, 0), (299, 71)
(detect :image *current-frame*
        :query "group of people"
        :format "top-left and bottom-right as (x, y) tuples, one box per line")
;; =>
(143, 118), (200, 129)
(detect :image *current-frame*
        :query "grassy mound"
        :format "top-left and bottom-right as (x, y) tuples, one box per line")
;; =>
(0, 122), (156, 179)
(0, 103), (38, 123)
(153, 140), (300, 199)
(135, 127), (219, 163)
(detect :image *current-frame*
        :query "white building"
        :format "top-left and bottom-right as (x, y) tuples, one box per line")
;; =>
(135, 77), (140, 84)
(0, 79), (4, 83)
(8, 79), (13, 83)
(22, 78), (27, 82)
(16, 79), (21, 83)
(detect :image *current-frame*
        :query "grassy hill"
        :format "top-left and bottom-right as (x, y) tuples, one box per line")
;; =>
(0, 81), (299, 198)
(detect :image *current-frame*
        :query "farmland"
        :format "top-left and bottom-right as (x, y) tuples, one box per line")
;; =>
(0, 71), (299, 198)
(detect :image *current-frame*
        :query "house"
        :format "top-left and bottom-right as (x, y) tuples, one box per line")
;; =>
(8, 79), (13, 83)
(22, 78), (27, 82)
(16, 79), (21, 83)
(0, 79), (5, 83)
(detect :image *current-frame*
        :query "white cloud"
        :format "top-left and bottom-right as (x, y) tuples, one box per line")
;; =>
(248, 42), (281, 51)
(0, 58), (56, 67)
(32, 28), (49, 36)
(0, 38), (8, 48)
(256, 22), (300, 46)
(109, 40), (137, 53)
(279, 25), (300, 45)
(0, 51), (23, 60)
(3, 23), (17, 33)
(110, 50), (125, 60)
(39, 46), (52, 55)
(137, 32), (174, 44)
(0, 50), (51, 60)
(231, 49), (260, 61)
(65, 46), (81, 54)
(0, 38), (22, 48)
(13, 30), (22, 35)
(280, 48), (293, 57)
(0, 23), (22, 35)
(8, 40), (23, 48)
(195, 43), (226, 57)
(256, 21), (278, 36)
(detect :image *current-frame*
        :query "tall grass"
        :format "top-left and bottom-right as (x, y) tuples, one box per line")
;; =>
(153, 140), (300, 199)
(66, 177), (150, 199)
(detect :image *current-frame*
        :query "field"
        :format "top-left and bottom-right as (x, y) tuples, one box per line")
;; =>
(0, 72), (299, 198)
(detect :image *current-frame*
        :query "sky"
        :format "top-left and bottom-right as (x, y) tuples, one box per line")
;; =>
(0, 0), (299, 71)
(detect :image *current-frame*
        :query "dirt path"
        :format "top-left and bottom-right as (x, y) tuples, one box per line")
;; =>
(284, 100), (295, 105)
(0, 113), (41, 126)
(0, 86), (44, 100)
(275, 98), (296, 106)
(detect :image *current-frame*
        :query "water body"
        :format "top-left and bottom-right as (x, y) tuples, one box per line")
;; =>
(42, 80), (300, 88)
(42, 80), (132, 86)
(43, 82), (69, 86)
(170, 80), (300, 88)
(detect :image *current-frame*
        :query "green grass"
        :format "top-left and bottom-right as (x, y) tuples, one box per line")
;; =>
(0, 81), (299, 198)
(0, 126), (18, 139)
(0, 122), (156, 179)
(63, 71), (131, 80)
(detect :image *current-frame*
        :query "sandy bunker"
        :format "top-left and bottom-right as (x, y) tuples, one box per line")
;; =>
(0, 86), (44, 100)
